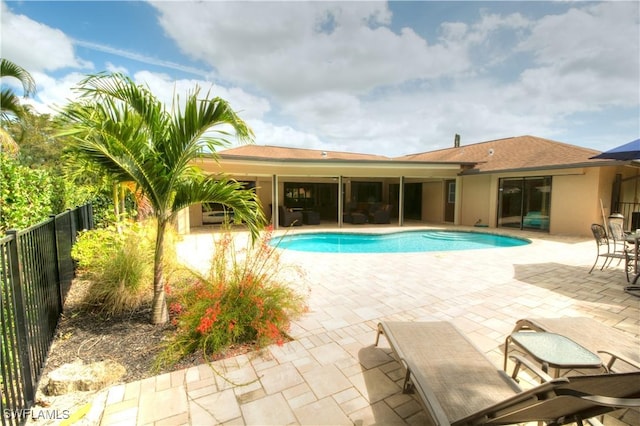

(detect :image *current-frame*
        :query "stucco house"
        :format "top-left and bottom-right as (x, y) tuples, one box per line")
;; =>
(183, 135), (640, 237)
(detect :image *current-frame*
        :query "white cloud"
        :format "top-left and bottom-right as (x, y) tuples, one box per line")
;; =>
(150, 2), (470, 99)
(21, 72), (87, 115)
(0, 1), (90, 72)
(2, 1), (637, 158)
(248, 120), (326, 150)
(132, 71), (271, 121)
(106, 62), (129, 75)
(516, 2), (639, 107)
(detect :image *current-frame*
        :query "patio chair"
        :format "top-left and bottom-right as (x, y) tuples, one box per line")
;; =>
(610, 221), (639, 277)
(589, 223), (632, 281)
(368, 204), (391, 224)
(374, 321), (640, 425)
(278, 206), (303, 227)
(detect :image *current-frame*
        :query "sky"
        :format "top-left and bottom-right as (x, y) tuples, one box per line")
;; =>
(1, 1), (639, 157)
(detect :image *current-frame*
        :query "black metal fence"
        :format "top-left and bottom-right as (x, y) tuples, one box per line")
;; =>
(1, 204), (93, 425)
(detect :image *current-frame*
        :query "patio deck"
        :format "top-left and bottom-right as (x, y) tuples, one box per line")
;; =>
(83, 226), (639, 425)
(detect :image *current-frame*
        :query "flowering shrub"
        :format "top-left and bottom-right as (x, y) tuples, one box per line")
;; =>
(157, 226), (309, 367)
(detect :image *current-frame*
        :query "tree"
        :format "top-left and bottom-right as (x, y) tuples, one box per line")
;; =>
(0, 152), (54, 232)
(59, 73), (266, 324)
(1, 58), (36, 155)
(0, 58), (36, 120)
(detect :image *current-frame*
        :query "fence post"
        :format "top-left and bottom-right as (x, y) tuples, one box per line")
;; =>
(49, 214), (64, 313)
(88, 203), (94, 230)
(6, 229), (36, 406)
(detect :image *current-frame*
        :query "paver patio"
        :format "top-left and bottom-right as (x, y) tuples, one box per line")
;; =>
(85, 226), (639, 425)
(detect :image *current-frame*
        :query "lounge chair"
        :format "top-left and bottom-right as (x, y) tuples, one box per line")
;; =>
(374, 321), (640, 425)
(278, 206), (303, 227)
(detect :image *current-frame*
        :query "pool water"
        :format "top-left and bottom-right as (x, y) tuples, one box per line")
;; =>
(272, 230), (530, 253)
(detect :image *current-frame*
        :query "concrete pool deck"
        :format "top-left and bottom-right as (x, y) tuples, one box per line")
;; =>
(87, 225), (639, 425)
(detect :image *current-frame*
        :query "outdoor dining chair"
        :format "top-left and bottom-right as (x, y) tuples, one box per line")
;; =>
(589, 223), (632, 282)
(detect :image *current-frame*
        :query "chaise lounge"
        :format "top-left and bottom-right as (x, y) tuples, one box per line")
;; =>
(374, 321), (640, 425)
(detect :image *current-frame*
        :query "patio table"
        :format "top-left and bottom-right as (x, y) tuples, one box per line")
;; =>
(625, 232), (640, 294)
(625, 232), (640, 274)
(505, 331), (605, 378)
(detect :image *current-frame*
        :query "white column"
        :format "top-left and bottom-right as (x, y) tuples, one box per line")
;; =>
(338, 176), (343, 228)
(272, 175), (279, 229)
(399, 176), (405, 226)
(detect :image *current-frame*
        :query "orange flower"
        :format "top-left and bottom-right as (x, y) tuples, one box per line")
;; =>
(196, 303), (221, 334)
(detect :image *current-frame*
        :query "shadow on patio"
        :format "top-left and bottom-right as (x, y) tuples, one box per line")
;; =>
(512, 262), (635, 305)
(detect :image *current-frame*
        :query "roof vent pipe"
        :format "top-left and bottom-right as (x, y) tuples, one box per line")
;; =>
(454, 134), (460, 148)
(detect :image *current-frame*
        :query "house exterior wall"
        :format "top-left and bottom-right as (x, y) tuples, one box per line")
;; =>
(550, 168), (603, 236)
(422, 181), (443, 223)
(454, 167), (614, 237)
(254, 177), (273, 220)
(189, 156), (631, 237)
(189, 204), (202, 227)
(458, 174), (493, 227)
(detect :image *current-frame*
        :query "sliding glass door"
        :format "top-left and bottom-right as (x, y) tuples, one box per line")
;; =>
(498, 177), (551, 231)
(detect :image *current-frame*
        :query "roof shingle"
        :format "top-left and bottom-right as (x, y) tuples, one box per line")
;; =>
(395, 135), (605, 172)
(219, 145), (390, 161)
(218, 136), (608, 172)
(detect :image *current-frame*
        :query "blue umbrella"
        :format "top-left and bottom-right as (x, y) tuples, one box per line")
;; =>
(590, 138), (640, 160)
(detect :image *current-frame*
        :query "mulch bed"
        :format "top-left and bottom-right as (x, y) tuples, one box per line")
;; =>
(40, 280), (253, 388)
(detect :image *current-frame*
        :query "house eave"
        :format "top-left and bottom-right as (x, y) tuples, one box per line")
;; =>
(459, 161), (614, 175)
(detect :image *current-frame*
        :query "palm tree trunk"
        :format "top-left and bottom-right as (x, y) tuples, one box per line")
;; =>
(151, 219), (169, 324)
(113, 183), (120, 219)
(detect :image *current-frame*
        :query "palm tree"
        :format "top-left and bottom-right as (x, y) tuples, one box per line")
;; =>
(59, 72), (266, 324)
(1, 58), (36, 154)
(1, 58), (36, 120)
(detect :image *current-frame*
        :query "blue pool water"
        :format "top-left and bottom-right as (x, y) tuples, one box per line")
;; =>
(272, 230), (530, 253)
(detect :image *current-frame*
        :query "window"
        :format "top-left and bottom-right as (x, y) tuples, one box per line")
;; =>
(284, 183), (314, 209)
(447, 181), (456, 204)
(498, 177), (551, 231)
(351, 181), (382, 203)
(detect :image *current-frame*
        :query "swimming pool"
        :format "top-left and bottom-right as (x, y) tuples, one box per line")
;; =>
(272, 230), (530, 253)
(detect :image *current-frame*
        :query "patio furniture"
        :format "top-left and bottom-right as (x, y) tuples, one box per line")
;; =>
(589, 223), (632, 281)
(368, 204), (391, 224)
(523, 211), (550, 230)
(202, 209), (234, 224)
(505, 318), (640, 374)
(374, 321), (640, 425)
(343, 202), (368, 224)
(343, 211), (367, 224)
(505, 331), (605, 378)
(278, 206), (303, 227)
(302, 210), (320, 225)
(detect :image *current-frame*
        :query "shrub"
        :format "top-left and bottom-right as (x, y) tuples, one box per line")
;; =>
(0, 152), (54, 232)
(157, 226), (309, 367)
(71, 220), (157, 314)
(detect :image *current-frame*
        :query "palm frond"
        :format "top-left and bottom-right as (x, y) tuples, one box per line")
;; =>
(172, 176), (266, 240)
(1, 88), (25, 120)
(0, 58), (36, 96)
